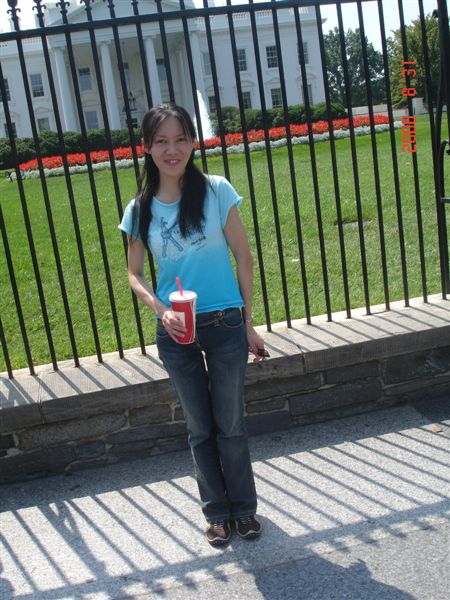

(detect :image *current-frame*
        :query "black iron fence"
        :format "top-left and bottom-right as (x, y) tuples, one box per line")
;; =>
(0, 0), (449, 378)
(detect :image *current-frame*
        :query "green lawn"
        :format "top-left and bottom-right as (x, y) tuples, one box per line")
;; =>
(1, 115), (449, 371)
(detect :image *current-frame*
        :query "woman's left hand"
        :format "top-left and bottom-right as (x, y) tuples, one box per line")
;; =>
(246, 324), (267, 363)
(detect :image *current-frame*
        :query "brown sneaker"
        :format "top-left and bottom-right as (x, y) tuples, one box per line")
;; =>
(206, 520), (231, 546)
(234, 515), (262, 539)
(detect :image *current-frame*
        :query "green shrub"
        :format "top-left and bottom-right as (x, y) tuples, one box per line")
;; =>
(38, 129), (61, 156)
(310, 102), (347, 121)
(215, 105), (241, 135)
(244, 109), (263, 131)
(111, 128), (131, 149)
(330, 102), (347, 118)
(0, 138), (12, 169)
(263, 108), (278, 129)
(310, 102), (328, 121)
(86, 128), (107, 151)
(271, 107), (286, 127)
(63, 131), (83, 153)
(15, 137), (36, 163)
(287, 104), (306, 124)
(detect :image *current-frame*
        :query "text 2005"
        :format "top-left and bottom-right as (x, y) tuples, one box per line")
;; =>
(401, 61), (417, 153)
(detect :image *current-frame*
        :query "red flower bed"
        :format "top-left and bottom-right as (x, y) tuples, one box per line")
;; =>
(20, 145), (146, 172)
(19, 116), (389, 172)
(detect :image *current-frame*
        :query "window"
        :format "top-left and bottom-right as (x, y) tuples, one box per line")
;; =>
(78, 67), (92, 92)
(85, 110), (99, 130)
(242, 91), (252, 109)
(307, 84), (313, 104)
(1, 79), (11, 102)
(30, 73), (44, 97)
(266, 45), (278, 69)
(237, 48), (247, 72)
(208, 95), (217, 113)
(202, 53), (212, 76)
(4, 122), (17, 138)
(37, 117), (50, 132)
(156, 59), (167, 82)
(270, 88), (282, 108)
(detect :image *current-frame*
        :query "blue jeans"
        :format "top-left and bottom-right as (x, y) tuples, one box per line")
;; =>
(156, 307), (257, 522)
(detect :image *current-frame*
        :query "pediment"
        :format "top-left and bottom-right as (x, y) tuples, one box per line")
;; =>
(239, 76), (256, 86)
(33, 106), (51, 115)
(264, 76), (280, 87)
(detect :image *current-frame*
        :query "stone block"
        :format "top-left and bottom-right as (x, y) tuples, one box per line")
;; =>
(245, 411), (292, 436)
(40, 379), (176, 424)
(292, 400), (390, 426)
(107, 422), (187, 445)
(386, 379), (450, 404)
(0, 434), (15, 450)
(383, 374), (450, 398)
(245, 355), (305, 386)
(325, 361), (380, 384)
(302, 330), (450, 374)
(108, 439), (157, 458)
(383, 347), (450, 384)
(173, 405), (185, 421)
(0, 404), (43, 433)
(152, 437), (189, 454)
(75, 441), (106, 461)
(19, 414), (126, 451)
(0, 446), (75, 483)
(246, 397), (286, 415)
(245, 372), (322, 403)
(130, 404), (172, 427)
(289, 380), (382, 416)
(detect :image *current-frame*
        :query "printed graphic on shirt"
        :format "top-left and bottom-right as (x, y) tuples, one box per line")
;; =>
(159, 216), (207, 260)
(160, 217), (183, 259)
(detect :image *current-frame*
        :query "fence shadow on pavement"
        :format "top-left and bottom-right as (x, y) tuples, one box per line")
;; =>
(0, 401), (448, 599)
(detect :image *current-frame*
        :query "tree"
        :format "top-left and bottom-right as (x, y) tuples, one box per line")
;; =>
(324, 27), (386, 108)
(387, 14), (441, 109)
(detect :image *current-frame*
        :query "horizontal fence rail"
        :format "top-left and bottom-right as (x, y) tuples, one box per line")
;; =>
(0, 0), (448, 377)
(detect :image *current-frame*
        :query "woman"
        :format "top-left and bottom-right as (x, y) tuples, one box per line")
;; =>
(119, 103), (265, 546)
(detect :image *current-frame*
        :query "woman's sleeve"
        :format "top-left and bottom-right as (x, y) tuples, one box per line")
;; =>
(118, 199), (141, 240)
(217, 177), (243, 229)
(217, 177), (242, 229)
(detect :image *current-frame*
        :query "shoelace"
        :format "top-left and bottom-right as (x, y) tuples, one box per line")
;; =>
(238, 516), (253, 524)
(211, 521), (226, 530)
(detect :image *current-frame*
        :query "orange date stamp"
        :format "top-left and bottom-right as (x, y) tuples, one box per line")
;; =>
(401, 61), (417, 153)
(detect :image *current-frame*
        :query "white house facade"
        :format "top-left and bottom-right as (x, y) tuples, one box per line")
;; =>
(0, 0), (326, 139)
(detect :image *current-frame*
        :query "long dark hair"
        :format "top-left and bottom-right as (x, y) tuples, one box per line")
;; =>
(134, 103), (206, 249)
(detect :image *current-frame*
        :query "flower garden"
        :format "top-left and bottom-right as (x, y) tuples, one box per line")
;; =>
(16, 115), (400, 179)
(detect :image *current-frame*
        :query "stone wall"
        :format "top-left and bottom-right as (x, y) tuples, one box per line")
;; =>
(1, 296), (449, 484)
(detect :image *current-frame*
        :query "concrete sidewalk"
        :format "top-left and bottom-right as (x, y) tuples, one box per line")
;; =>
(1, 398), (449, 600)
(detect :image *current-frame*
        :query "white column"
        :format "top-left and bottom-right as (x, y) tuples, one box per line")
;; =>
(176, 49), (188, 107)
(144, 36), (162, 106)
(53, 47), (78, 132)
(100, 42), (121, 130)
(189, 33), (205, 99)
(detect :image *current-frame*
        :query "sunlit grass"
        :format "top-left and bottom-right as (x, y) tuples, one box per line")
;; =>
(1, 115), (448, 371)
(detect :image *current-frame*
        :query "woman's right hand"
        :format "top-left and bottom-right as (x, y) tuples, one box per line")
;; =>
(160, 309), (187, 342)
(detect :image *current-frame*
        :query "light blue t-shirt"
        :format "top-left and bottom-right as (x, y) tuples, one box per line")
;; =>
(118, 175), (244, 313)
